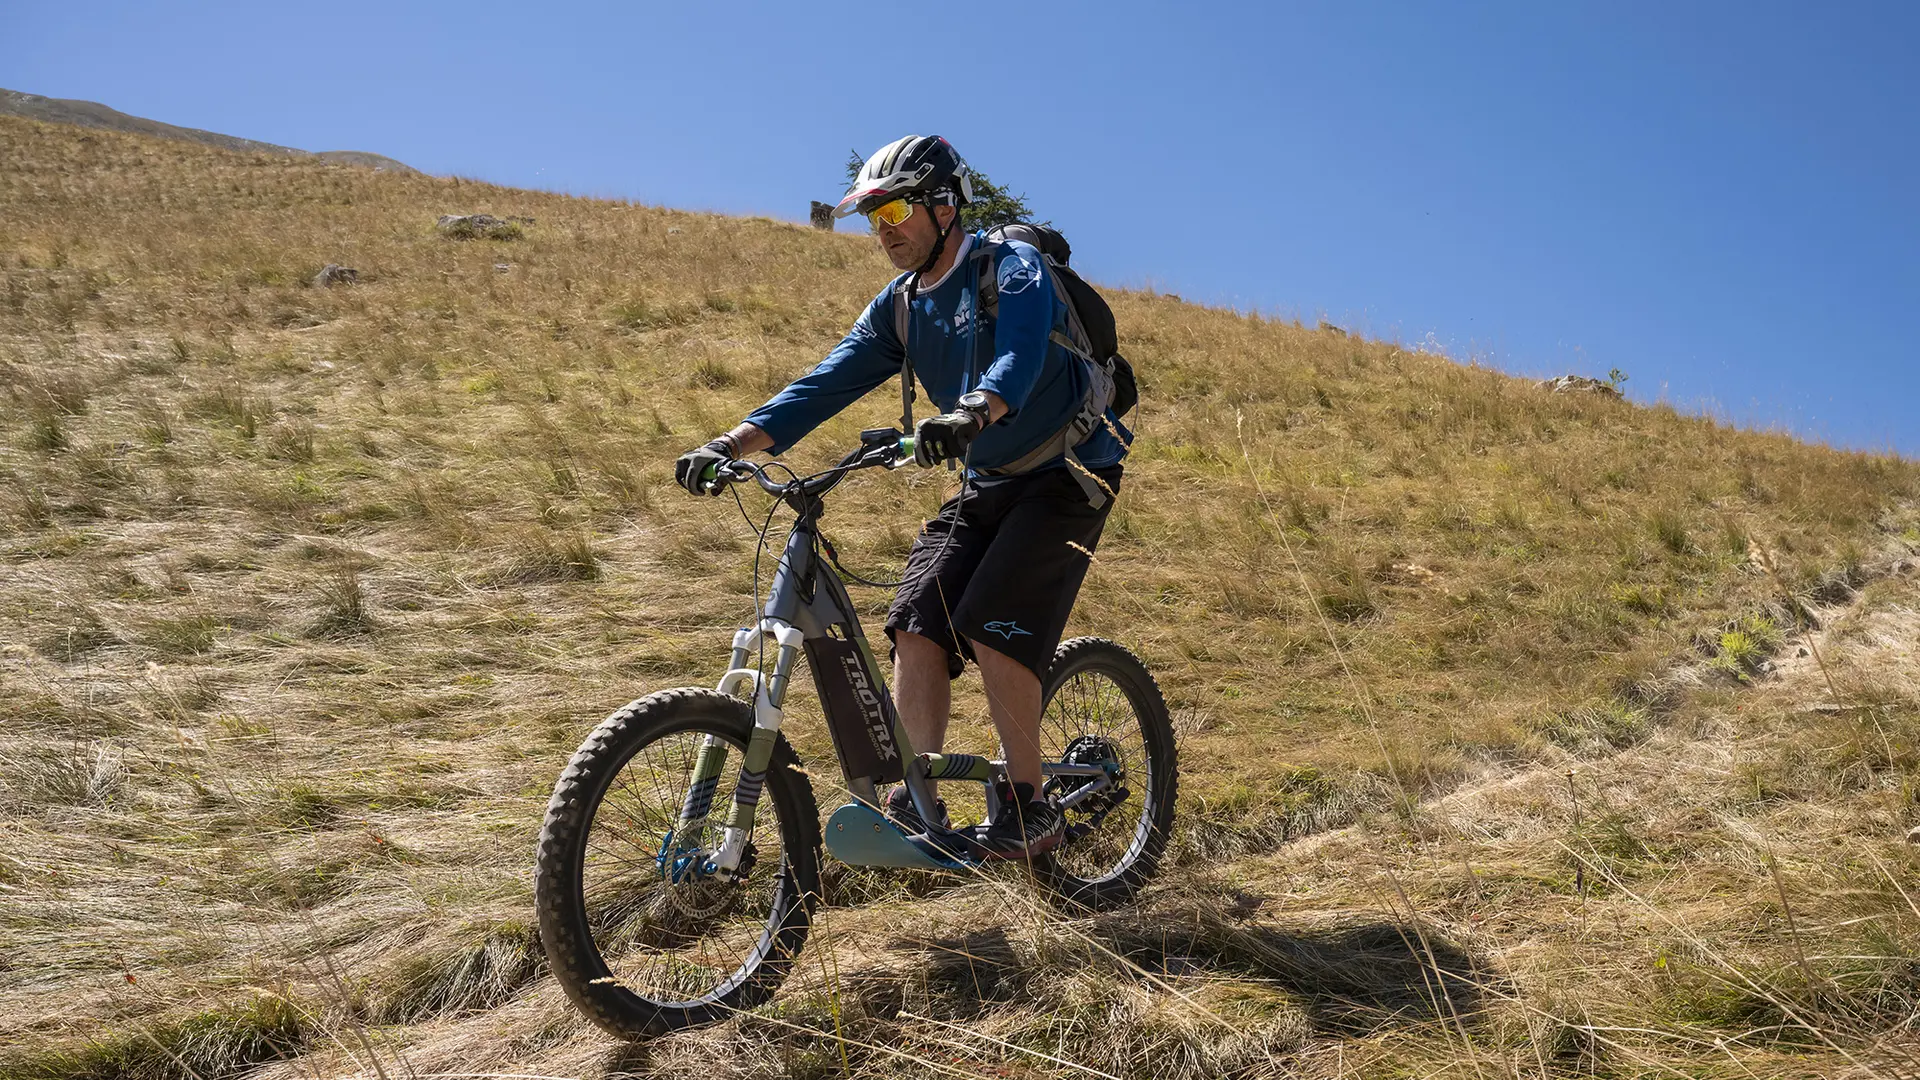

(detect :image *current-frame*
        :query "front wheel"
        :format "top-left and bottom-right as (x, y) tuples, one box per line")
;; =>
(534, 689), (821, 1037)
(1033, 638), (1178, 911)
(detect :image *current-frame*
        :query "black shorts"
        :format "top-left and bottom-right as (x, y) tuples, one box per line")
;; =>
(884, 464), (1122, 680)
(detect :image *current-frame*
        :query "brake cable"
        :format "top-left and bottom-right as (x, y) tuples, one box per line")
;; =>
(724, 434), (976, 601)
(816, 435), (978, 592)
(817, 532), (909, 589)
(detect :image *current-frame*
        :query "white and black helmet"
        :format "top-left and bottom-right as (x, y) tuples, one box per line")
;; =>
(835, 135), (975, 219)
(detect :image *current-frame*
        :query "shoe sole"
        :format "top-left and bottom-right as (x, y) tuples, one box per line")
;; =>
(886, 814), (952, 837)
(974, 829), (1064, 860)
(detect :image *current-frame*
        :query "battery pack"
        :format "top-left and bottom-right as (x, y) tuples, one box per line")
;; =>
(804, 635), (906, 785)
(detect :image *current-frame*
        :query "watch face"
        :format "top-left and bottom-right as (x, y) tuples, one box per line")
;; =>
(958, 391), (990, 411)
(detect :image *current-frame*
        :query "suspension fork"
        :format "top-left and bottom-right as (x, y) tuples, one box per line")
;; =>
(688, 619), (805, 881)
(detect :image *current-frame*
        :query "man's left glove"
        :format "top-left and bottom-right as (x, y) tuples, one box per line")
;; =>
(675, 437), (737, 496)
(914, 407), (987, 467)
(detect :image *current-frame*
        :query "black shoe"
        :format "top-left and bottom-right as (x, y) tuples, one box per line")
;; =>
(884, 784), (949, 835)
(971, 782), (1065, 859)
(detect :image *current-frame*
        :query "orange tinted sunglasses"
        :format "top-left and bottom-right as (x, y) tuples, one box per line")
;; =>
(867, 197), (915, 230)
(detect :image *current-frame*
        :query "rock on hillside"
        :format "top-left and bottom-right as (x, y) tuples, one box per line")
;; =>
(0, 86), (415, 173)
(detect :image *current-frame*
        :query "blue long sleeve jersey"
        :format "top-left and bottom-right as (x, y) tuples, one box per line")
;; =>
(742, 231), (1130, 475)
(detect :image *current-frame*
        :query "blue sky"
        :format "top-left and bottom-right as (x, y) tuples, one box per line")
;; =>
(6, 1), (1916, 455)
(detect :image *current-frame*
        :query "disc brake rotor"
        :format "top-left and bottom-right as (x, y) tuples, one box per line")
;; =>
(1049, 735), (1128, 819)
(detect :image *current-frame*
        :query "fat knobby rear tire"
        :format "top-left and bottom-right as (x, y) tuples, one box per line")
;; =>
(1033, 637), (1178, 911)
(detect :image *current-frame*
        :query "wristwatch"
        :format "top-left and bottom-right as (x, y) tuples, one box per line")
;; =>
(956, 389), (993, 426)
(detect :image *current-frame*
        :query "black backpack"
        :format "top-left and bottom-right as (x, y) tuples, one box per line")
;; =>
(982, 224), (1137, 419)
(891, 223), (1137, 506)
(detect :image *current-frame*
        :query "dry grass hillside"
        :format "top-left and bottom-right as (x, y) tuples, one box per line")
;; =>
(0, 88), (416, 173)
(3, 113), (1919, 1078)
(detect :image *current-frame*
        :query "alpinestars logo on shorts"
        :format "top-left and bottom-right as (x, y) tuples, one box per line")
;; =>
(984, 621), (1032, 640)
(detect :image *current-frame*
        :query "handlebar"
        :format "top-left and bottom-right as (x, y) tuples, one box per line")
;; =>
(699, 432), (921, 500)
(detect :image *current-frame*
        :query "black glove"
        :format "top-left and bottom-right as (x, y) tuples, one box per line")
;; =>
(675, 437), (737, 496)
(914, 408), (986, 467)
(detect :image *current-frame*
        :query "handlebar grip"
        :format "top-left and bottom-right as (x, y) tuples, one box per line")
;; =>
(700, 460), (749, 491)
(898, 436), (917, 460)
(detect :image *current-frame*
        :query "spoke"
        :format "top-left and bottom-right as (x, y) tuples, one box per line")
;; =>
(576, 722), (789, 1006)
(1044, 664), (1152, 882)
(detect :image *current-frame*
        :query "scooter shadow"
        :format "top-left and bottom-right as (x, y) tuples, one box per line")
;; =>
(857, 899), (1503, 1036)
(597, 891), (1501, 1073)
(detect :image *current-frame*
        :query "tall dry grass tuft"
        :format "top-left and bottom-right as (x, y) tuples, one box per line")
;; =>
(2, 996), (309, 1080)
(0, 741), (128, 812)
(369, 924), (545, 1024)
(307, 567), (377, 637)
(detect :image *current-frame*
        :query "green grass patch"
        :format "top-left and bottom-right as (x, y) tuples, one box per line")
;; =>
(1711, 614), (1783, 682)
(2, 995), (308, 1080)
(1535, 698), (1653, 757)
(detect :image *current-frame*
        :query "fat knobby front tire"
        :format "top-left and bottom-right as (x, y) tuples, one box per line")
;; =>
(534, 688), (821, 1037)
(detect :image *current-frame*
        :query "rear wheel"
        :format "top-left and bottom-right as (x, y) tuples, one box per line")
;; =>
(1033, 638), (1177, 911)
(535, 689), (821, 1037)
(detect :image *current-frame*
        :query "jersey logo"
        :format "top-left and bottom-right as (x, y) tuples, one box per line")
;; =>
(997, 253), (1040, 295)
(983, 620), (1032, 640)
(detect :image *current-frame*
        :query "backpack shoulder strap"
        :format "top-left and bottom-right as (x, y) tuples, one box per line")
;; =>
(970, 241), (1000, 323)
(890, 273), (912, 350)
(893, 274), (916, 433)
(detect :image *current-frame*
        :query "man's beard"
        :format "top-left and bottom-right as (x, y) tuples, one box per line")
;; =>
(886, 238), (926, 271)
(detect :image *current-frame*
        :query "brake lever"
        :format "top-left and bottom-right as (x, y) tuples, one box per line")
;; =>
(709, 460), (767, 496)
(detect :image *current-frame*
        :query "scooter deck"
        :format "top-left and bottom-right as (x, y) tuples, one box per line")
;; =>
(823, 802), (979, 870)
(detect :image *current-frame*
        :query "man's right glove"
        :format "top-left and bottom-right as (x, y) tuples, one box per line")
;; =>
(674, 437), (737, 496)
(914, 407), (987, 467)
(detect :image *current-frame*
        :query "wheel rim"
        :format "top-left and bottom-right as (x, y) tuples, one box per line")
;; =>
(1040, 663), (1156, 884)
(578, 725), (789, 1007)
